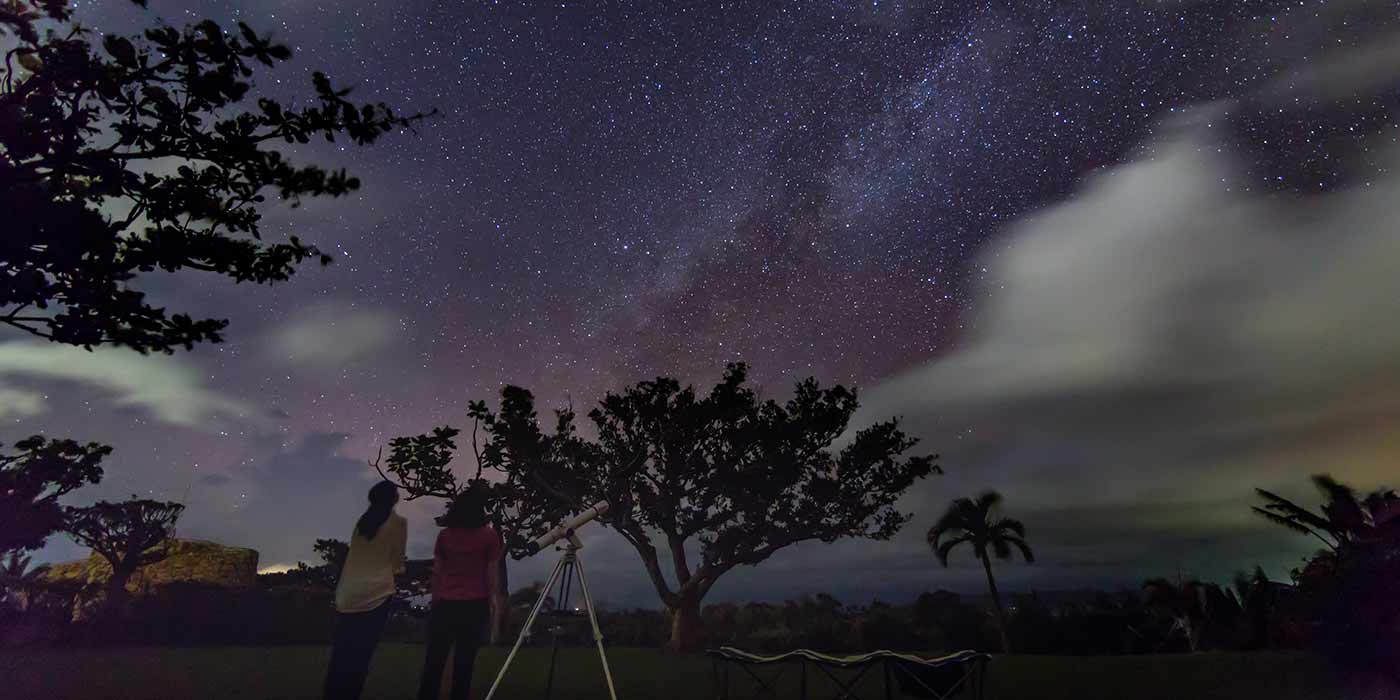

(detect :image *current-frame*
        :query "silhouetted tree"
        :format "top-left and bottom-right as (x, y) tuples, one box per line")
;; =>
(397, 558), (434, 604)
(1140, 578), (1241, 652)
(856, 603), (921, 651)
(0, 551), (49, 612)
(1005, 592), (1058, 653)
(913, 590), (993, 651)
(1231, 565), (1299, 650)
(313, 538), (349, 577)
(1256, 474), (1400, 671)
(1254, 475), (1399, 552)
(285, 537), (350, 589)
(0, 436), (108, 557)
(385, 363), (939, 650)
(1142, 577), (1207, 652)
(927, 491), (1033, 653)
(508, 580), (555, 612)
(1, 0), (426, 352)
(63, 498), (184, 610)
(1, 551), (35, 580)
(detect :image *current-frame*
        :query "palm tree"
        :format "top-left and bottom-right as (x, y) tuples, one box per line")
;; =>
(927, 491), (1033, 653)
(0, 551), (50, 612)
(1254, 474), (1400, 551)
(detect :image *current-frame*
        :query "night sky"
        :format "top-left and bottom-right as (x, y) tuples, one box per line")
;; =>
(6, 0), (1400, 607)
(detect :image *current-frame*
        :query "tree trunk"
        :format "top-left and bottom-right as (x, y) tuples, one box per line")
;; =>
(981, 555), (1011, 654)
(667, 593), (704, 652)
(104, 565), (134, 615)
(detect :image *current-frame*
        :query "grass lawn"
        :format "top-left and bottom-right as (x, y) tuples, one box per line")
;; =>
(4, 645), (1395, 699)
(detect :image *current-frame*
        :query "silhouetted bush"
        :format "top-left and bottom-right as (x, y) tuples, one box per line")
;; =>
(1294, 540), (1400, 673)
(119, 583), (334, 646)
(856, 602), (922, 651)
(913, 591), (996, 652)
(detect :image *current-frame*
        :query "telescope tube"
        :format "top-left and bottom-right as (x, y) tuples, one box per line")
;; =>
(525, 501), (609, 555)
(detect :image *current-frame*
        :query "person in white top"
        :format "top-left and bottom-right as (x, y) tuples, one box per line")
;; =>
(323, 481), (407, 700)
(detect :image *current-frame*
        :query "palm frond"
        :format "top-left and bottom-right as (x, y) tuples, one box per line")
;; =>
(993, 516), (1026, 538)
(975, 491), (1002, 514)
(1253, 490), (1334, 532)
(992, 537), (1011, 560)
(1251, 506), (1337, 550)
(934, 534), (972, 566)
(1314, 474), (1365, 532)
(1312, 474), (1357, 505)
(927, 519), (967, 551)
(1251, 506), (1315, 535)
(931, 497), (977, 535)
(1004, 535), (1034, 563)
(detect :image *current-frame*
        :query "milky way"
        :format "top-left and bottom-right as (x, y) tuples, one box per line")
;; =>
(8, 0), (1397, 603)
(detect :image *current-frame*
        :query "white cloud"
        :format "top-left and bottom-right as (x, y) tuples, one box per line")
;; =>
(901, 126), (1400, 401)
(842, 113), (1400, 585)
(0, 387), (45, 419)
(0, 341), (249, 429)
(860, 114), (1400, 510)
(265, 302), (399, 368)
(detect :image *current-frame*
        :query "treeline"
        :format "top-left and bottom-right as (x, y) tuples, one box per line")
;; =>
(3, 468), (1395, 675)
(0, 572), (1294, 657)
(499, 583), (1299, 655)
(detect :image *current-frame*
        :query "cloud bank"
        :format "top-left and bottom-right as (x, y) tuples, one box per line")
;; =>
(848, 111), (1400, 584)
(0, 342), (250, 429)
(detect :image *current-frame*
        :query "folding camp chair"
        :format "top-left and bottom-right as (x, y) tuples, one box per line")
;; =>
(712, 654), (789, 699)
(707, 647), (990, 700)
(888, 654), (988, 700)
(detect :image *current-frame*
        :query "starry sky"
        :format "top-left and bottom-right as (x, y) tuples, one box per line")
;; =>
(6, 0), (1400, 607)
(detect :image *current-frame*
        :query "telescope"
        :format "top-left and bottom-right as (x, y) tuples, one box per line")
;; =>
(524, 501), (609, 555)
(488, 500), (619, 700)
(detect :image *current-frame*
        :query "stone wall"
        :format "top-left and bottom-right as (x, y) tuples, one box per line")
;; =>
(44, 539), (259, 593)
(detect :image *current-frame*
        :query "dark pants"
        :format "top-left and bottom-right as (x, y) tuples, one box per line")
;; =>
(323, 600), (392, 700)
(418, 599), (490, 700)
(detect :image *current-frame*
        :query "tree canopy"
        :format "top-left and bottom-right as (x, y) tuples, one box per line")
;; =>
(382, 363), (939, 649)
(1, 0), (425, 352)
(0, 435), (109, 556)
(63, 498), (184, 603)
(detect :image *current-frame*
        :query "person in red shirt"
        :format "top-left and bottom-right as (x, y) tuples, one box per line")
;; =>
(417, 490), (506, 700)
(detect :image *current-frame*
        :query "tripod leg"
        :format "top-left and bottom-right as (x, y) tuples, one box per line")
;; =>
(485, 554), (567, 700)
(543, 560), (573, 700)
(571, 553), (620, 700)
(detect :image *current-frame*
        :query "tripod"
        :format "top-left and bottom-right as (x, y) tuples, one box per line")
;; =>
(484, 534), (618, 700)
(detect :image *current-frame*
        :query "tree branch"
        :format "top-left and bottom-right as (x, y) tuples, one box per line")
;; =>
(471, 414), (483, 480)
(368, 446), (454, 500)
(629, 533), (677, 608)
(0, 317), (55, 341)
(667, 532), (692, 586)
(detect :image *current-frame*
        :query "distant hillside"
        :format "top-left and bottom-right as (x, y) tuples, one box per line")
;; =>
(45, 539), (259, 593)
